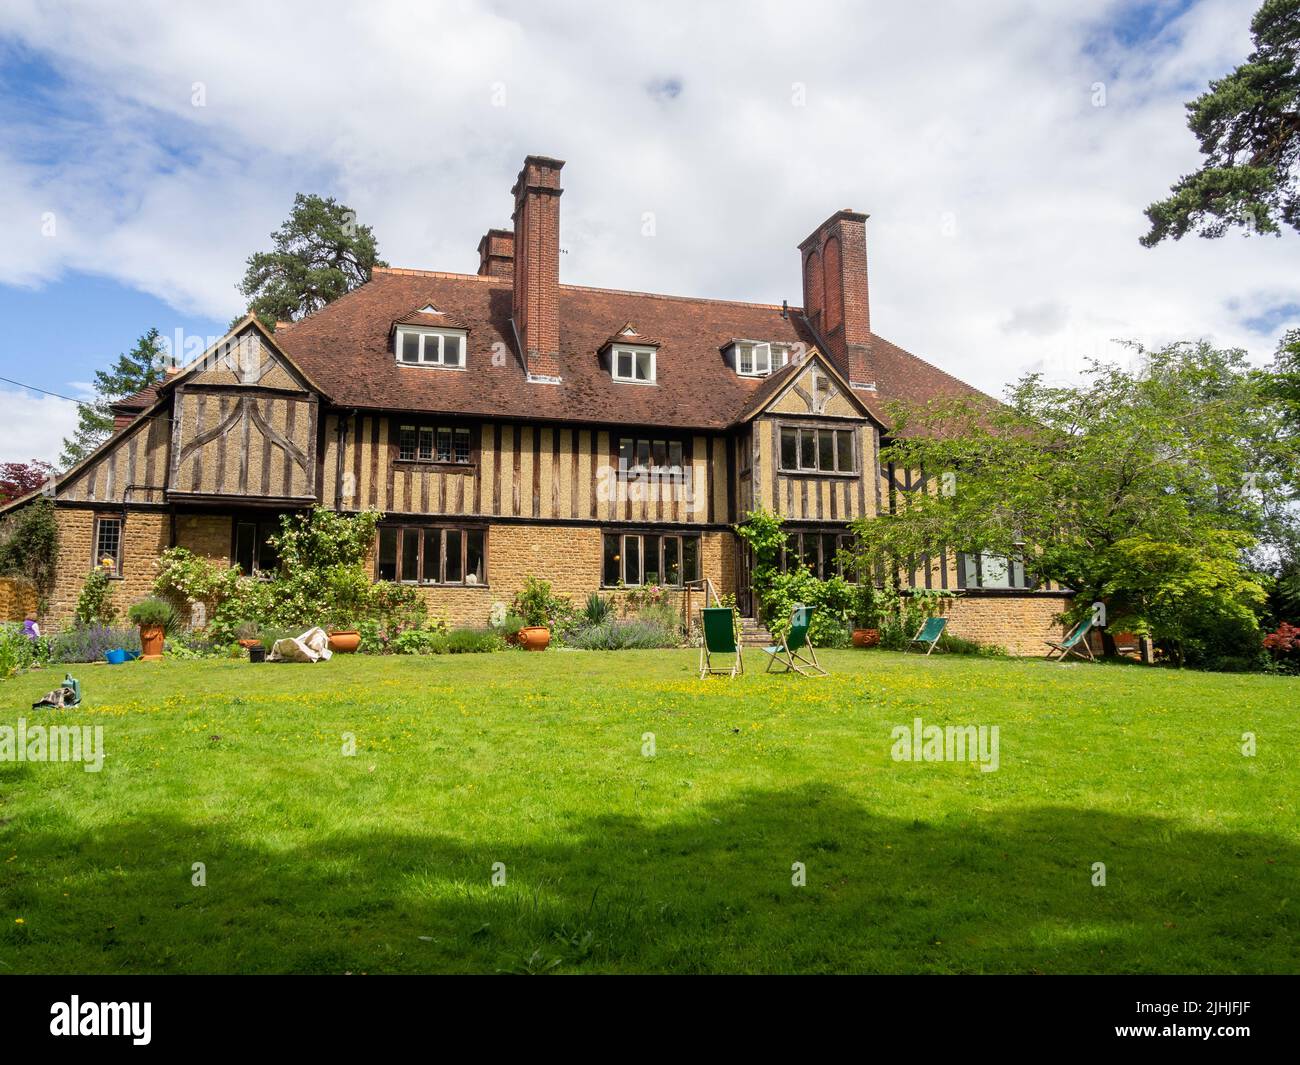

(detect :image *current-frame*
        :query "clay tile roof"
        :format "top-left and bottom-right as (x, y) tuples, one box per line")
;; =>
(391, 301), (470, 331)
(108, 381), (163, 414)
(599, 323), (661, 349)
(274, 268), (991, 432)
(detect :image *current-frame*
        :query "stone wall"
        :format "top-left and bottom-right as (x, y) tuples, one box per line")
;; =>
(940, 592), (1073, 656)
(175, 514), (232, 565)
(0, 577), (38, 622)
(46, 508), (170, 626)
(412, 524), (735, 627)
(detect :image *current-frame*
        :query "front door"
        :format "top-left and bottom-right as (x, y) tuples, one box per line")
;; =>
(736, 543), (754, 616)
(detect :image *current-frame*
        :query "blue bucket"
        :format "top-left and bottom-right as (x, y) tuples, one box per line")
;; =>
(104, 648), (128, 665)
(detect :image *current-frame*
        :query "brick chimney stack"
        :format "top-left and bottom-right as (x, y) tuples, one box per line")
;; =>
(799, 209), (872, 389)
(476, 228), (514, 278)
(511, 155), (565, 381)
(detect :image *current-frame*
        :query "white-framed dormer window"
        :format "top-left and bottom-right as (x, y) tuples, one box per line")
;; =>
(733, 341), (791, 377)
(612, 345), (656, 384)
(395, 326), (467, 369)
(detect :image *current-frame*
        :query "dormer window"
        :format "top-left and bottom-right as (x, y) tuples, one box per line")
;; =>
(395, 326), (466, 369)
(612, 345), (656, 384)
(732, 341), (791, 377)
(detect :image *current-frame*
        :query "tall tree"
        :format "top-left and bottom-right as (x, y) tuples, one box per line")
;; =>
(849, 342), (1295, 663)
(59, 328), (166, 468)
(0, 460), (56, 504)
(1141, 0), (1300, 246)
(237, 193), (385, 329)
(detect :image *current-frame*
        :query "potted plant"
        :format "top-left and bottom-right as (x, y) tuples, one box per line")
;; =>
(512, 576), (556, 651)
(500, 613), (526, 646)
(327, 619), (361, 654)
(234, 621), (266, 662)
(850, 583), (881, 648)
(126, 597), (172, 660)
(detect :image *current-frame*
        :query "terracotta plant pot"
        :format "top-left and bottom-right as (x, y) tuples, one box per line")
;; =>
(852, 628), (880, 648)
(237, 639), (262, 649)
(518, 626), (551, 651)
(327, 630), (361, 654)
(139, 624), (165, 660)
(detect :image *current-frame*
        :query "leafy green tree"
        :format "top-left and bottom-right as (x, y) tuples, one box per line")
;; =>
(60, 328), (167, 468)
(1100, 533), (1268, 667)
(1141, 0), (1300, 245)
(849, 342), (1294, 663)
(237, 194), (386, 329)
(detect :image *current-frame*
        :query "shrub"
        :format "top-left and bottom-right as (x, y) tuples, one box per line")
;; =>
(0, 622), (49, 677)
(446, 627), (506, 653)
(512, 576), (572, 629)
(126, 597), (173, 627)
(49, 623), (140, 663)
(1263, 621), (1300, 673)
(0, 496), (58, 604)
(936, 632), (1007, 656)
(566, 617), (682, 650)
(152, 508), (427, 643)
(582, 592), (614, 625)
(74, 566), (118, 626)
(391, 624), (502, 655)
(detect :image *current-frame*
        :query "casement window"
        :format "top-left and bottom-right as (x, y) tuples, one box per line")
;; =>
(397, 423), (474, 464)
(779, 425), (857, 473)
(92, 516), (123, 577)
(733, 341), (792, 377)
(780, 530), (856, 582)
(234, 520), (281, 576)
(376, 525), (487, 585)
(602, 532), (701, 587)
(958, 551), (1030, 590)
(612, 345), (656, 384)
(395, 327), (467, 369)
(617, 436), (686, 480)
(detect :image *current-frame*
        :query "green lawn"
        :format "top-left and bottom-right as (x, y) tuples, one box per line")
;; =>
(1, 649), (1296, 974)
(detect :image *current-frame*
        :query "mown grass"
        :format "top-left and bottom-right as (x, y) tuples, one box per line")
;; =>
(1, 650), (1296, 974)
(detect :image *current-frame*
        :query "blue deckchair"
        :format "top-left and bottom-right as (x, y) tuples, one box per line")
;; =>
(699, 606), (743, 678)
(762, 605), (827, 676)
(906, 616), (947, 655)
(1045, 619), (1095, 662)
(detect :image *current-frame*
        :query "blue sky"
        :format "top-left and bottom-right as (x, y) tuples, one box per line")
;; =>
(0, 0), (1296, 467)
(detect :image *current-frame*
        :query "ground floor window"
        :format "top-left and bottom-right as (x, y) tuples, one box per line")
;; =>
(377, 525), (486, 585)
(781, 529), (855, 581)
(234, 519), (281, 576)
(93, 515), (123, 576)
(602, 531), (700, 587)
(958, 551), (1030, 589)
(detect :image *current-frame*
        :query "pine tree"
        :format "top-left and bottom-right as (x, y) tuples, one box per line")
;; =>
(237, 193), (385, 330)
(1142, 0), (1300, 245)
(60, 328), (166, 468)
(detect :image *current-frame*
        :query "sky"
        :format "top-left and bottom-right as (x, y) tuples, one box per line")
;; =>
(0, 0), (1297, 468)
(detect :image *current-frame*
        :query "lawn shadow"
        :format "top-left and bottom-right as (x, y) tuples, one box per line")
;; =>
(3, 785), (1296, 973)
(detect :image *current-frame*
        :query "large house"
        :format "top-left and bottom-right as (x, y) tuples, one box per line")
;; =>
(14, 154), (1071, 652)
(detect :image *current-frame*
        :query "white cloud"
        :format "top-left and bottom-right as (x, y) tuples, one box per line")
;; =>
(0, 0), (1294, 403)
(0, 388), (79, 466)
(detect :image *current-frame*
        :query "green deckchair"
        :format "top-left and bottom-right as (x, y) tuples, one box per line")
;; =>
(762, 605), (827, 676)
(699, 606), (743, 678)
(1045, 619), (1095, 662)
(906, 616), (947, 655)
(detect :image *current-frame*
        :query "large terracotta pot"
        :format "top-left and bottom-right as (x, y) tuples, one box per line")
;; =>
(139, 624), (165, 660)
(328, 630), (361, 654)
(518, 626), (551, 651)
(852, 628), (880, 648)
